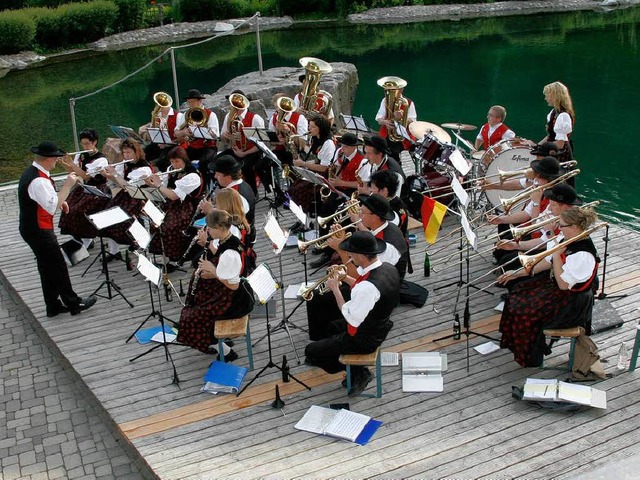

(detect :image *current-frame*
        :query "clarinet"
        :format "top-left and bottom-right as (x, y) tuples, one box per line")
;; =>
(177, 231), (202, 267)
(185, 240), (209, 307)
(182, 180), (219, 237)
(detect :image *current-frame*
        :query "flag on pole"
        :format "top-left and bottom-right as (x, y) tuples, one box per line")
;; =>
(421, 196), (447, 244)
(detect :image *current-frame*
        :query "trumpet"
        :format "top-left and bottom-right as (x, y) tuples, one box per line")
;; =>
(300, 263), (349, 301)
(297, 219), (361, 251)
(317, 193), (360, 227)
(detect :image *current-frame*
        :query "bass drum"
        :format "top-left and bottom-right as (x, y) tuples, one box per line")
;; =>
(481, 137), (535, 211)
(401, 173), (452, 220)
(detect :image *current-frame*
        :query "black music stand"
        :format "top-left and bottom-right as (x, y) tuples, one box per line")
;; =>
(340, 114), (370, 137)
(238, 263), (310, 397)
(86, 207), (134, 308)
(126, 253), (182, 385)
(249, 134), (283, 212)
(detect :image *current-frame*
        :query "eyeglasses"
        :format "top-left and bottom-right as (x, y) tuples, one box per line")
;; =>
(558, 223), (573, 228)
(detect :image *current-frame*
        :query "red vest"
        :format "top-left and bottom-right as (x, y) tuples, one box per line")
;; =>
(480, 123), (510, 150)
(186, 108), (216, 149)
(337, 150), (365, 183)
(378, 98), (414, 149)
(233, 111), (256, 151)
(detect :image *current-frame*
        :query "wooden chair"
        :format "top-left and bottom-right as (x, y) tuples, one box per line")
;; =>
(629, 324), (640, 372)
(214, 315), (253, 370)
(339, 347), (382, 398)
(542, 326), (584, 370)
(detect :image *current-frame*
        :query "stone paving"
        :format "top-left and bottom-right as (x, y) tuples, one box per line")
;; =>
(0, 280), (148, 480)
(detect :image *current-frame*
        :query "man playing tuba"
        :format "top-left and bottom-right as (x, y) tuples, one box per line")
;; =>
(294, 57), (335, 125)
(138, 91), (177, 172)
(375, 76), (417, 164)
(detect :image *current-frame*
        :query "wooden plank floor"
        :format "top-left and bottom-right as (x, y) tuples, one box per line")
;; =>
(1, 176), (639, 480)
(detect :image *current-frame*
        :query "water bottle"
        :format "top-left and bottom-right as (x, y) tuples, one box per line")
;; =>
(423, 250), (431, 277)
(616, 342), (630, 371)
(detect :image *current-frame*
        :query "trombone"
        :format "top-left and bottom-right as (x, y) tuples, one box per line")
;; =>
(499, 169), (580, 213)
(297, 219), (362, 252)
(317, 193), (360, 227)
(299, 263), (349, 301)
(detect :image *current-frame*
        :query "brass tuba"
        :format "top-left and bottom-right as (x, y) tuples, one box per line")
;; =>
(228, 92), (250, 149)
(151, 91), (173, 127)
(377, 76), (409, 142)
(181, 106), (208, 129)
(299, 57), (333, 116)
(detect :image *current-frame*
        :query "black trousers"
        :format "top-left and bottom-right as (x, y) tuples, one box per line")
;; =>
(20, 229), (81, 311)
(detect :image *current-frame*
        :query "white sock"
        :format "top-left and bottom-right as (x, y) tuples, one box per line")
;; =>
(107, 239), (119, 255)
(82, 238), (93, 248)
(221, 343), (231, 355)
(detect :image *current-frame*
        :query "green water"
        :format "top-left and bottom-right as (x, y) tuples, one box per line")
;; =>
(1, 9), (639, 229)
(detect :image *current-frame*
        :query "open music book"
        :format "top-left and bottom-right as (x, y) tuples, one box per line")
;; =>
(294, 406), (382, 445)
(522, 378), (606, 409)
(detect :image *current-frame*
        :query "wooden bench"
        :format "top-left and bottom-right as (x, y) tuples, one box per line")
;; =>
(339, 347), (382, 398)
(542, 326), (584, 370)
(214, 315), (253, 370)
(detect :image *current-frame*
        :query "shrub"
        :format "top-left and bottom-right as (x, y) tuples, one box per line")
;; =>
(178, 0), (242, 22)
(32, 1), (117, 50)
(230, 0), (278, 17)
(112, 0), (147, 32)
(0, 10), (35, 54)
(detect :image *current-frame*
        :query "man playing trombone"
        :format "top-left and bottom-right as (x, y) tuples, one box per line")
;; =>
(305, 231), (399, 396)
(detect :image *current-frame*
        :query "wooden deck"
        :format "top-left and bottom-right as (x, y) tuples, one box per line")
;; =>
(1, 176), (639, 480)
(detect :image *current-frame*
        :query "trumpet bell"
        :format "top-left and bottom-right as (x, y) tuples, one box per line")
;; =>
(377, 76), (408, 90)
(153, 91), (173, 108)
(299, 57), (333, 74)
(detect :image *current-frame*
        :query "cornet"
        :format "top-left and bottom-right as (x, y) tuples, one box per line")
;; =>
(297, 219), (362, 251)
(317, 193), (360, 227)
(300, 264), (348, 301)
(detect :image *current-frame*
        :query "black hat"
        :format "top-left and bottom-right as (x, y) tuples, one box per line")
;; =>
(30, 141), (66, 157)
(363, 134), (389, 154)
(210, 155), (243, 174)
(185, 89), (205, 100)
(543, 183), (582, 205)
(358, 193), (395, 221)
(531, 142), (559, 157)
(225, 89), (248, 100)
(339, 231), (386, 255)
(530, 156), (562, 179)
(338, 133), (360, 147)
(298, 74), (306, 83)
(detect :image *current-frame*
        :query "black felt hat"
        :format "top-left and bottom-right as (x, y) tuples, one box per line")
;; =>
(185, 89), (205, 100)
(210, 155), (243, 174)
(543, 183), (582, 205)
(338, 132), (361, 147)
(531, 142), (559, 157)
(30, 141), (66, 157)
(339, 231), (386, 255)
(363, 134), (389, 154)
(358, 193), (395, 221)
(530, 156), (563, 179)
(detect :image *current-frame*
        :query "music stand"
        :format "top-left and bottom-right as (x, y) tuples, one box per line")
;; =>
(340, 114), (370, 137)
(238, 263), (311, 397)
(86, 207), (134, 307)
(148, 128), (176, 145)
(190, 125), (216, 141)
(596, 224), (627, 301)
(126, 252), (182, 385)
(249, 135), (283, 211)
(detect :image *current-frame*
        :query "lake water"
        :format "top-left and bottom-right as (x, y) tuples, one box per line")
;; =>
(1, 8), (638, 230)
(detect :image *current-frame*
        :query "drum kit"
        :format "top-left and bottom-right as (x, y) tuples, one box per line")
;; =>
(403, 119), (536, 220)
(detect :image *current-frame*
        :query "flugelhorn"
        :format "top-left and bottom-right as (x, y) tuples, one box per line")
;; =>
(317, 193), (360, 227)
(300, 263), (349, 301)
(297, 219), (362, 251)
(518, 223), (607, 273)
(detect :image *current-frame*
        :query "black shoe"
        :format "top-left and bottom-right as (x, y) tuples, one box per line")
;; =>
(310, 252), (332, 269)
(69, 296), (97, 316)
(348, 368), (373, 397)
(224, 340), (235, 348)
(101, 252), (122, 263)
(500, 293), (508, 301)
(217, 349), (239, 363)
(341, 376), (348, 388)
(46, 303), (69, 318)
(310, 247), (324, 256)
(289, 221), (305, 234)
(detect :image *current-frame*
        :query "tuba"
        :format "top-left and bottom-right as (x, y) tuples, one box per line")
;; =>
(151, 91), (173, 128)
(228, 92), (250, 149)
(181, 106), (208, 129)
(299, 57), (333, 116)
(377, 76), (409, 142)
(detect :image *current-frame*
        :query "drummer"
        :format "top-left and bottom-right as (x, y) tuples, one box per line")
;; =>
(473, 105), (515, 152)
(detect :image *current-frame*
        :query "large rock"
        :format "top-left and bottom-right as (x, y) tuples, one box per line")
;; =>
(185, 62), (359, 127)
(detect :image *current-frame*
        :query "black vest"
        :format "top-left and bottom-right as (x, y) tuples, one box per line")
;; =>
(561, 237), (600, 292)
(354, 262), (400, 339)
(214, 234), (248, 276)
(380, 222), (408, 278)
(18, 165), (54, 234)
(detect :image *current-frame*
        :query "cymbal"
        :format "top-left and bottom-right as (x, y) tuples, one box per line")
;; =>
(441, 122), (477, 131)
(409, 121), (451, 143)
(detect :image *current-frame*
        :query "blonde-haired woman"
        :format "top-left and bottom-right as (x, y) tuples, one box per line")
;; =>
(542, 81), (575, 159)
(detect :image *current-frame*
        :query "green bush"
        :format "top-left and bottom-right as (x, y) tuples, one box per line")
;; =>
(230, 0), (277, 17)
(25, 0), (87, 6)
(112, 0), (147, 32)
(178, 0), (242, 22)
(0, 10), (35, 54)
(31, 1), (117, 50)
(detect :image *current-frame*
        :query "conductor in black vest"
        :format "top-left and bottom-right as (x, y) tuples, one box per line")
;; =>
(305, 231), (399, 396)
(18, 141), (97, 318)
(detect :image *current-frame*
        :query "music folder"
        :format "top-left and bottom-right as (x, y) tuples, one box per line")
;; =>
(294, 406), (382, 445)
(402, 352), (448, 392)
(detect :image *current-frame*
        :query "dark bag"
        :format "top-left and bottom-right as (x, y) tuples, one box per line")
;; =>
(398, 279), (428, 308)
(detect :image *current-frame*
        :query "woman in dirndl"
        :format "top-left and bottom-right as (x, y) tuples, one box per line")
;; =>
(497, 207), (600, 367)
(177, 209), (254, 361)
(101, 138), (153, 260)
(58, 128), (110, 246)
(145, 146), (203, 263)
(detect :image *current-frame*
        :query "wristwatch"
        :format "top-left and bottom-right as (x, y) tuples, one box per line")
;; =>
(531, 201), (540, 207)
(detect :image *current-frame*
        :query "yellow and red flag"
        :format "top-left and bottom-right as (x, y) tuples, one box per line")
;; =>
(421, 196), (447, 244)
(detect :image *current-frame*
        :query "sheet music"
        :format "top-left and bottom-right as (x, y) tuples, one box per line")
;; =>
(148, 128), (175, 145)
(340, 114), (368, 132)
(142, 200), (165, 227)
(250, 137), (282, 167)
(294, 405), (338, 435)
(136, 253), (162, 285)
(323, 409), (371, 442)
(450, 176), (469, 208)
(150, 331), (177, 343)
(128, 219), (151, 250)
(190, 125), (215, 140)
(81, 184), (111, 199)
(88, 206), (130, 230)
(247, 264), (278, 304)
(394, 121), (413, 142)
(459, 206), (477, 250)
(263, 214), (288, 254)
(288, 198), (307, 224)
(449, 148), (472, 176)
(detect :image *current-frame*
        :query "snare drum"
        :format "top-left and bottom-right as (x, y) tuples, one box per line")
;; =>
(414, 133), (457, 174)
(481, 137), (536, 211)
